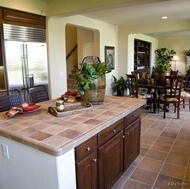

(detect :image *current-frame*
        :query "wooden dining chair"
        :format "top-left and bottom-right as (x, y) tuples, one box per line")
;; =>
(170, 69), (179, 76)
(158, 75), (184, 119)
(26, 85), (49, 103)
(0, 89), (23, 112)
(126, 74), (153, 112)
(180, 72), (190, 111)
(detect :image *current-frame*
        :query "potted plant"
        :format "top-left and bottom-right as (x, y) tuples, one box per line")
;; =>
(111, 75), (128, 96)
(185, 50), (190, 65)
(185, 50), (190, 56)
(153, 48), (176, 83)
(73, 60), (111, 104)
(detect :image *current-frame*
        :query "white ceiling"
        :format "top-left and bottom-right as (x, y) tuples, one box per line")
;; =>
(43, 0), (190, 37)
(80, 0), (190, 37)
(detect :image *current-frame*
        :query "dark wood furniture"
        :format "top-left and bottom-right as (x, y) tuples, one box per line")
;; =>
(137, 82), (166, 113)
(134, 39), (151, 72)
(181, 72), (190, 111)
(75, 108), (141, 189)
(126, 74), (153, 113)
(158, 76), (184, 119)
(75, 135), (98, 189)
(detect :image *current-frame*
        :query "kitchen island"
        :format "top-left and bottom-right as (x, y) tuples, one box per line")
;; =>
(0, 96), (145, 189)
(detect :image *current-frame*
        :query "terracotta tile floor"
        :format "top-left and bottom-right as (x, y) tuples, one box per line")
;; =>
(112, 104), (190, 189)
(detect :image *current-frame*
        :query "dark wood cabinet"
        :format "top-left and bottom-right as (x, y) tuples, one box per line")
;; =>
(75, 108), (141, 189)
(75, 135), (97, 189)
(76, 151), (97, 189)
(98, 130), (123, 189)
(123, 108), (141, 170)
(134, 39), (151, 72)
(123, 117), (141, 171)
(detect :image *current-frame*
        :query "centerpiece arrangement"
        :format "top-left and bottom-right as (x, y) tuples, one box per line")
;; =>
(73, 57), (111, 104)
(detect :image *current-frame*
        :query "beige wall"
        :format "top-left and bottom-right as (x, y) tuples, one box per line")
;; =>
(118, 20), (190, 78)
(47, 15), (118, 98)
(158, 36), (190, 73)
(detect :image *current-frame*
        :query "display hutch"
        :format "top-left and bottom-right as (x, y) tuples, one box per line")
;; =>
(134, 39), (151, 73)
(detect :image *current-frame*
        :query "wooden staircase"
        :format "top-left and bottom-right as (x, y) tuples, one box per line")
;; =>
(67, 72), (78, 91)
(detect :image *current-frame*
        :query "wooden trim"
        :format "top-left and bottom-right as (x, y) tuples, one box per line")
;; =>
(1, 8), (46, 29)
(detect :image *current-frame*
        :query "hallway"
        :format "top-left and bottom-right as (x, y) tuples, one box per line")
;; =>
(112, 104), (190, 189)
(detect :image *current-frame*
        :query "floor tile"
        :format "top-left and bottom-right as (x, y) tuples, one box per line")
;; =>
(130, 167), (158, 186)
(156, 135), (175, 145)
(166, 153), (189, 167)
(137, 157), (163, 173)
(154, 174), (183, 189)
(161, 163), (187, 180)
(151, 142), (171, 153)
(122, 179), (151, 189)
(145, 149), (168, 162)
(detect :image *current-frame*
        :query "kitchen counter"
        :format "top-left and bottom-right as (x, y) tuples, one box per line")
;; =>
(0, 96), (145, 156)
(0, 96), (145, 189)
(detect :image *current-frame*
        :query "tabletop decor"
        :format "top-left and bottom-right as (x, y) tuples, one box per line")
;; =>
(73, 57), (111, 104)
(48, 101), (93, 117)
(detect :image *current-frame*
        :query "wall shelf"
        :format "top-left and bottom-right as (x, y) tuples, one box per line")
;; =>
(134, 39), (151, 73)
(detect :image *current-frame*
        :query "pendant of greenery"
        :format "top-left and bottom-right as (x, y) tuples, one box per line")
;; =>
(154, 48), (176, 71)
(73, 62), (111, 95)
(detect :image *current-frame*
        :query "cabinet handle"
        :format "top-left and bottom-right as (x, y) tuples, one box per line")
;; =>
(86, 147), (90, 151)
(112, 129), (116, 133)
(122, 135), (125, 138)
(126, 132), (129, 135)
(93, 158), (97, 162)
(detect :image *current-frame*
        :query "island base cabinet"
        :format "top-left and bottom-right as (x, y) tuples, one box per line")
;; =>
(76, 151), (97, 189)
(98, 130), (124, 189)
(123, 117), (141, 171)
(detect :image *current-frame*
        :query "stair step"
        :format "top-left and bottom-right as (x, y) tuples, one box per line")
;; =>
(67, 78), (75, 84)
(68, 74), (75, 79)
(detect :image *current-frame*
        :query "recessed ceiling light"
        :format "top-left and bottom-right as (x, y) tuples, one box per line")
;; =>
(162, 16), (168, 19)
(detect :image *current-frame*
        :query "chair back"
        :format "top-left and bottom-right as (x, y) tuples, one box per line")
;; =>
(184, 72), (190, 91)
(26, 85), (49, 103)
(0, 89), (23, 112)
(170, 69), (179, 76)
(126, 74), (138, 98)
(164, 76), (184, 100)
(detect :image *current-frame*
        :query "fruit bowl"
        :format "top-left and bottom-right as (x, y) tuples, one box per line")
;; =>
(21, 103), (37, 111)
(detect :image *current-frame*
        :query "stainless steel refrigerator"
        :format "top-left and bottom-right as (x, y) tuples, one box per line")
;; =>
(3, 24), (49, 101)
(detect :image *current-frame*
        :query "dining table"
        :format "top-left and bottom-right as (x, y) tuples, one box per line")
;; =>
(138, 81), (165, 113)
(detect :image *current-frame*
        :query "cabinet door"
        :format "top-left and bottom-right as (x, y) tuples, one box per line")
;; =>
(76, 151), (97, 189)
(98, 130), (123, 189)
(123, 117), (141, 171)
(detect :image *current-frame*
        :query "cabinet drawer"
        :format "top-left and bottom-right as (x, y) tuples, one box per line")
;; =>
(98, 120), (123, 146)
(75, 135), (97, 162)
(124, 108), (141, 127)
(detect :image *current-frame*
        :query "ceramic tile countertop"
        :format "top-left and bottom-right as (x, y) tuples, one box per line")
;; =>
(0, 96), (145, 156)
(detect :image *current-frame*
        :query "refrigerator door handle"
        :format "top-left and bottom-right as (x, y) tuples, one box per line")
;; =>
(21, 43), (29, 89)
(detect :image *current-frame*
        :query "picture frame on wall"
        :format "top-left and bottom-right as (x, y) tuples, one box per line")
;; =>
(105, 46), (115, 70)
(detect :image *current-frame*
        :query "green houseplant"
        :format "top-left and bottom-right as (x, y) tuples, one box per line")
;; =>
(153, 48), (176, 83)
(112, 75), (128, 96)
(185, 50), (190, 56)
(73, 61), (111, 104)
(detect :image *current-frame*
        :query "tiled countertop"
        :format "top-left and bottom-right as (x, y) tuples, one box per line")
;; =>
(0, 96), (145, 156)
